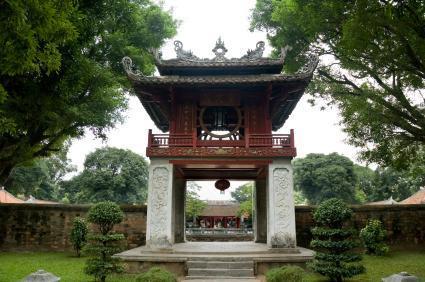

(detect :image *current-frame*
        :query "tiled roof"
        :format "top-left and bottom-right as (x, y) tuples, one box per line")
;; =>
(200, 200), (240, 217)
(131, 73), (312, 86)
(157, 58), (284, 67)
(401, 188), (425, 204)
(0, 188), (25, 203)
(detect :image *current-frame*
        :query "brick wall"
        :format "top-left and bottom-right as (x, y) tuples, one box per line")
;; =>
(1, 203), (424, 251)
(296, 204), (425, 248)
(0, 203), (146, 251)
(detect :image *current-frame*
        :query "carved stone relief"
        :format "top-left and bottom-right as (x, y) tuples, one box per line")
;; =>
(272, 167), (295, 247)
(148, 167), (170, 246)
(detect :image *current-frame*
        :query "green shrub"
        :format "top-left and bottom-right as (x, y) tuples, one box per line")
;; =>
(70, 217), (88, 257)
(266, 265), (305, 282)
(309, 198), (364, 282)
(84, 202), (125, 282)
(360, 219), (389, 255)
(136, 267), (177, 282)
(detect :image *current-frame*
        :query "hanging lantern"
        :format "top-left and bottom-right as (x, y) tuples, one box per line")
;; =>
(215, 179), (230, 194)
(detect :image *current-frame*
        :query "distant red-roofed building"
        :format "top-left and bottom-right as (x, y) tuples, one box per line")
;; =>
(197, 200), (242, 228)
(0, 187), (25, 203)
(401, 187), (425, 204)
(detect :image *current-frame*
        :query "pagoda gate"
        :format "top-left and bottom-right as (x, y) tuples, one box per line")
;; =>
(121, 39), (317, 255)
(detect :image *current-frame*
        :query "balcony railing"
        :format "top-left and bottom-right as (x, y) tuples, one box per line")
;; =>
(147, 129), (295, 149)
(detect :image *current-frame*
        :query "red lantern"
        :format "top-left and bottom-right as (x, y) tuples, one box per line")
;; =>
(215, 179), (230, 194)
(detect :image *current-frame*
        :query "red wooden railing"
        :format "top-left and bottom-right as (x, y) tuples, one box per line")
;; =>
(148, 129), (295, 149)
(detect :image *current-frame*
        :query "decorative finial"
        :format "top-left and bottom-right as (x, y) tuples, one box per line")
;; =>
(242, 41), (265, 60)
(121, 56), (143, 78)
(212, 37), (228, 61)
(174, 40), (198, 60)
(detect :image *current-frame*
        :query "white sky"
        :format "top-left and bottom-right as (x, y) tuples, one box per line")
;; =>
(68, 0), (361, 200)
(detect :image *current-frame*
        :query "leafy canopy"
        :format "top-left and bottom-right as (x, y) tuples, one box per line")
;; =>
(293, 153), (357, 204)
(251, 0), (425, 170)
(231, 182), (253, 203)
(62, 147), (149, 204)
(5, 144), (76, 200)
(0, 0), (176, 184)
(185, 182), (207, 222)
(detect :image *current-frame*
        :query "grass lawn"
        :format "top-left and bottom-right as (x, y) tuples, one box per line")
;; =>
(304, 250), (425, 282)
(0, 250), (424, 281)
(0, 252), (138, 282)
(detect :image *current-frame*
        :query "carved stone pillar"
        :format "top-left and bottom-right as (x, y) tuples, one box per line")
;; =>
(146, 159), (175, 249)
(267, 159), (297, 248)
(254, 179), (267, 243)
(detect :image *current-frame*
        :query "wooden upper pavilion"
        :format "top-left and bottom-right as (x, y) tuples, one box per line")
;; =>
(122, 39), (318, 166)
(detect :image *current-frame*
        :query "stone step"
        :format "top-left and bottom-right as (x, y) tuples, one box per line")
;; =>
(187, 268), (254, 277)
(187, 260), (253, 269)
(186, 256), (254, 262)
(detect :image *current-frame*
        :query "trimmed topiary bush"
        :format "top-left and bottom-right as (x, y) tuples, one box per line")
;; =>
(266, 265), (305, 282)
(70, 217), (88, 257)
(136, 267), (177, 282)
(84, 201), (125, 282)
(309, 198), (364, 282)
(360, 219), (389, 255)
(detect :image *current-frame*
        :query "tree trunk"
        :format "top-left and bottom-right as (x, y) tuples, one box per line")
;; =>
(0, 165), (13, 187)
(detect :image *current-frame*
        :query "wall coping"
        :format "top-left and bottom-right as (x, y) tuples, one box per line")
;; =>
(0, 203), (147, 212)
(295, 204), (425, 212)
(1, 203), (424, 213)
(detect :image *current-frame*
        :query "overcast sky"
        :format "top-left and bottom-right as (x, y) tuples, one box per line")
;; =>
(68, 0), (361, 200)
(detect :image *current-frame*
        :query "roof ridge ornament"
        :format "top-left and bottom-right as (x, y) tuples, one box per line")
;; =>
(212, 37), (228, 61)
(174, 40), (198, 60)
(296, 53), (320, 74)
(122, 56), (144, 79)
(242, 41), (265, 60)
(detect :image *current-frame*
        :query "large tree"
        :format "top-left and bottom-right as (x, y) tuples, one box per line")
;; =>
(359, 166), (424, 202)
(185, 182), (207, 226)
(62, 147), (148, 204)
(5, 144), (76, 200)
(251, 0), (425, 170)
(293, 153), (357, 204)
(0, 0), (176, 184)
(231, 182), (253, 203)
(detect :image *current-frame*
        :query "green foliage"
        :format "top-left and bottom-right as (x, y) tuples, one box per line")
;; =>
(369, 167), (424, 202)
(310, 198), (364, 282)
(360, 219), (389, 256)
(70, 217), (89, 257)
(62, 147), (148, 204)
(0, 0), (176, 184)
(185, 182), (207, 225)
(354, 164), (424, 203)
(4, 144), (76, 200)
(87, 201), (124, 234)
(136, 267), (177, 282)
(293, 153), (357, 204)
(85, 202), (125, 282)
(231, 182), (253, 203)
(251, 0), (425, 171)
(237, 198), (253, 218)
(266, 265), (305, 282)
